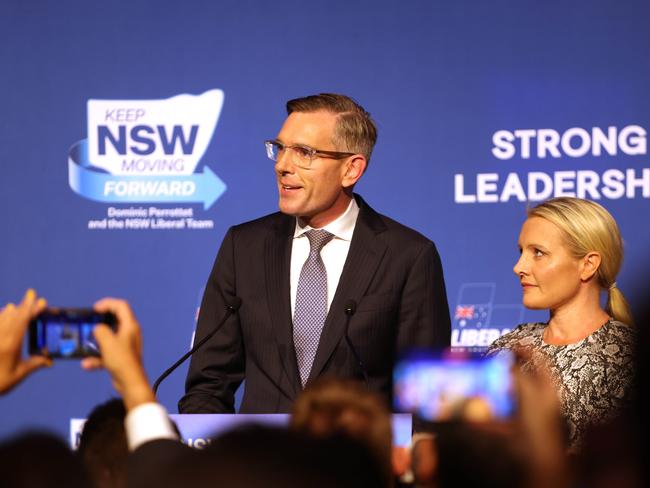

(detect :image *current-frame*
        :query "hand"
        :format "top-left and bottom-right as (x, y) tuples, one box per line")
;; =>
(0, 289), (51, 394)
(410, 433), (437, 486)
(512, 349), (568, 488)
(81, 298), (155, 410)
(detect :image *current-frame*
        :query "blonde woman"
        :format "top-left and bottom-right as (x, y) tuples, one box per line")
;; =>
(487, 197), (636, 450)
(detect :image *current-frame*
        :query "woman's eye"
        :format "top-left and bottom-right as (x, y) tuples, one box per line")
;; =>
(534, 249), (544, 257)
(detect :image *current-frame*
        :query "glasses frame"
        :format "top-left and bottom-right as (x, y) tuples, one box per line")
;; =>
(264, 140), (356, 168)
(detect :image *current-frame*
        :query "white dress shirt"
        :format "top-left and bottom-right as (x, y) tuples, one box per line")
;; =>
(290, 198), (359, 317)
(124, 402), (178, 451)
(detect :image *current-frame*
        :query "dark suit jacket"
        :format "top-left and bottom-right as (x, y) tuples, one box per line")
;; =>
(178, 195), (451, 413)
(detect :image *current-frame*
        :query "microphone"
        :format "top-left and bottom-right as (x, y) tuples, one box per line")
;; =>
(152, 297), (242, 396)
(343, 299), (369, 388)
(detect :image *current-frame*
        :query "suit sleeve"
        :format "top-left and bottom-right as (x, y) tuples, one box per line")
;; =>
(178, 227), (244, 413)
(396, 241), (451, 351)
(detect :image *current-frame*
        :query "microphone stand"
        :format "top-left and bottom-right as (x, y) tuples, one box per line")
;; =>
(152, 297), (242, 396)
(343, 299), (369, 388)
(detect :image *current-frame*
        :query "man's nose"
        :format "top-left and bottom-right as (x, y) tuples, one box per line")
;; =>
(275, 149), (294, 174)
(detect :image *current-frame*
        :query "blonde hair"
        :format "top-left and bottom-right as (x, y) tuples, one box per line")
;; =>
(528, 197), (634, 325)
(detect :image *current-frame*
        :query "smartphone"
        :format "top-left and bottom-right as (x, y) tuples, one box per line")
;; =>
(393, 350), (515, 422)
(28, 308), (117, 358)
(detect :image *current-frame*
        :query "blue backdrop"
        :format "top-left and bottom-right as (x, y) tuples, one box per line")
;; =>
(2, 0), (649, 438)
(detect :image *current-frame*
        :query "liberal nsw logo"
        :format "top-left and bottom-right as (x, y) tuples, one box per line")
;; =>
(68, 89), (226, 209)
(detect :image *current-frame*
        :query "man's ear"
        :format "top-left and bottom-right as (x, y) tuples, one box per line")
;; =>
(580, 251), (601, 282)
(342, 155), (367, 188)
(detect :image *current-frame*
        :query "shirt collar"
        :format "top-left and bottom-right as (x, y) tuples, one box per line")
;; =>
(293, 197), (359, 242)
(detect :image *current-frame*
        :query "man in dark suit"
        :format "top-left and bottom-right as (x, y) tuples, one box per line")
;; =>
(179, 94), (451, 413)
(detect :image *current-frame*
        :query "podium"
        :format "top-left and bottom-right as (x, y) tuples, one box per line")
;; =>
(70, 413), (412, 449)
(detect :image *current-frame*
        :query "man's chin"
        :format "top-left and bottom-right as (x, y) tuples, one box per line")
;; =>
(278, 199), (302, 217)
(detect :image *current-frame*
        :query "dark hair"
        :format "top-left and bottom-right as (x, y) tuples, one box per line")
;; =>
(77, 398), (128, 488)
(0, 432), (88, 488)
(286, 93), (378, 162)
(158, 425), (387, 488)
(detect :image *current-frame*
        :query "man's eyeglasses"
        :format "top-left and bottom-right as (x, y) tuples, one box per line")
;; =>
(264, 140), (356, 169)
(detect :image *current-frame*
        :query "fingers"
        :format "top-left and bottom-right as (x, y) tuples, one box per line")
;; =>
(19, 288), (37, 308)
(19, 355), (52, 375)
(81, 325), (118, 370)
(11, 289), (47, 334)
(80, 357), (103, 370)
(86, 317), (150, 404)
(81, 324), (119, 373)
(19, 289), (47, 315)
(94, 298), (142, 360)
(90, 322), (140, 374)
(18, 289), (35, 308)
(92, 323), (118, 352)
(1, 290), (46, 354)
(0, 291), (51, 393)
(94, 298), (138, 331)
(33, 297), (47, 316)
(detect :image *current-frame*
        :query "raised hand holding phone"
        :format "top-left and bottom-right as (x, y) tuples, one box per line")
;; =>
(81, 298), (155, 410)
(0, 289), (51, 394)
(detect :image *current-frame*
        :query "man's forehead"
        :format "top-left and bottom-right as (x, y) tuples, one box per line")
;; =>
(277, 110), (338, 144)
(282, 110), (339, 127)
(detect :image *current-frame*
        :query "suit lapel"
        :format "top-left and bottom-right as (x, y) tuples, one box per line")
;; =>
(307, 196), (388, 383)
(264, 215), (301, 396)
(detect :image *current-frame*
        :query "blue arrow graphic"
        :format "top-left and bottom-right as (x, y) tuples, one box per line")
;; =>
(68, 139), (226, 210)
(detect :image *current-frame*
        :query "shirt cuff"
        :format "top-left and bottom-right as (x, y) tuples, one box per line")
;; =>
(124, 402), (178, 451)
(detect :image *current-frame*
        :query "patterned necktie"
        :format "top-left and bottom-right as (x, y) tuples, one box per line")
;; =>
(293, 229), (335, 387)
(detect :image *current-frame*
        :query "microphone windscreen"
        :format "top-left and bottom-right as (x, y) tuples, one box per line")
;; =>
(344, 299), (357, 316)
(227, 296), (242, 312)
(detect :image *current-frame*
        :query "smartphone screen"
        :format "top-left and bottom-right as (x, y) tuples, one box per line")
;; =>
(393, 351), (515, 421)
(28, 309), (116, 358)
